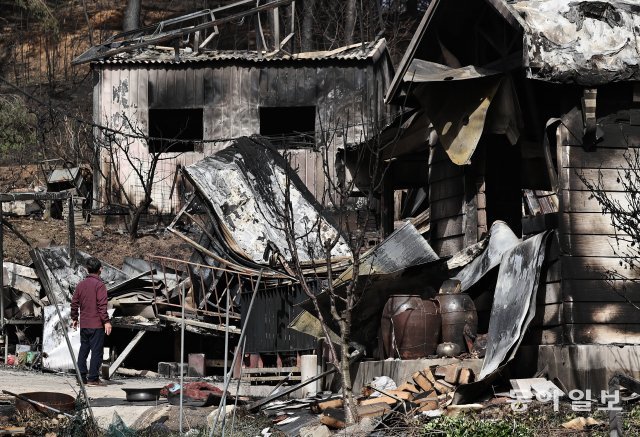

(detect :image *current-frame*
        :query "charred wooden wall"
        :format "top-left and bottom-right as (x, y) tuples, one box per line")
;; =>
(92, 56), (394, 214)
(556, 94), (640, 345)
(428, 144), (487, 257)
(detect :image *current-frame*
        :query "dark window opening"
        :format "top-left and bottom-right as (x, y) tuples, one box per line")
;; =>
(260, 106), (316, 148)
(148, 108), (203, 153)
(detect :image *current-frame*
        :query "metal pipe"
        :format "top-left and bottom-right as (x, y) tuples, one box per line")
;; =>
(67, 196), (76, 268)
(223, 274), (230, 392)
(210, 269), (263, 437)
(179, 281), (185, 434)
(229, 336), (247, 437)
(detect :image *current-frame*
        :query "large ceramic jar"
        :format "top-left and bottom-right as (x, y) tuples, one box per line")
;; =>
(435, 292), (478, 352)
(380, 295), (441, 359)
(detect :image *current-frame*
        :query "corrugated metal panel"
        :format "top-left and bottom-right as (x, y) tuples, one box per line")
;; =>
(95, 39), (387, 65)
(240, 282), (319, 353)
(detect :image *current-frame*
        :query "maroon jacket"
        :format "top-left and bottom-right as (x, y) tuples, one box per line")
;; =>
(71, 274), (109, 329)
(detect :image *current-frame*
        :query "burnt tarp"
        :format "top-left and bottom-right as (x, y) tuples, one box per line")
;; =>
(452, 220), (521, 291)
(30, 247), (128, 304)
(296, 223), (445, 352)
(182, 136), (351, 266)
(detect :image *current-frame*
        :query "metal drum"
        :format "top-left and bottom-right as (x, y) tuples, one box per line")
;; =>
(435, 292), (478, 352)
(380, 295), (441, 359)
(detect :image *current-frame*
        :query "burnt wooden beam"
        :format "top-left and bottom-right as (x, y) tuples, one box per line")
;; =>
(72, 0), (294, 64)
(483, 0), (526, 30)
(107, 330), (147, 379)
(0, 192), (71, 202)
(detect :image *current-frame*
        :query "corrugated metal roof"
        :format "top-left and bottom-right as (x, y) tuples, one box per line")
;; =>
(97, 39), (388, 65)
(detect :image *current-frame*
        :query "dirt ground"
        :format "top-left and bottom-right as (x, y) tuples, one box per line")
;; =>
(3, 216), (192, 269)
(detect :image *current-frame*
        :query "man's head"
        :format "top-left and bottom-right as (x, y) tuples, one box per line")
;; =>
(86, 257), (102, 274)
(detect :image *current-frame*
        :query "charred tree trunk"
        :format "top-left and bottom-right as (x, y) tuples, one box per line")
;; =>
(301, 0), (316, 52)
(129, 198), (151, 240)
(339, 316), (357, 424)
(344, 0), (357, 45)
(123, 0), (141, 32)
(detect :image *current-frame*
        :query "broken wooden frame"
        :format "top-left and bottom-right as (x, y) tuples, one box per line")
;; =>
(0, 191), (76, 332)
(146, 255), (251, 332)
(72, 0), (296, 65)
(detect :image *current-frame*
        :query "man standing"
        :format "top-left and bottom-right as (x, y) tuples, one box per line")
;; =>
(71, 257), (112, 386)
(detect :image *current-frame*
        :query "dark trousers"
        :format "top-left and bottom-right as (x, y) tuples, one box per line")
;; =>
(78, 328), (105, 382)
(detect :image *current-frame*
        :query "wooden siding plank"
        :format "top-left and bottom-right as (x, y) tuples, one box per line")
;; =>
(430, 196), (464, 219)
(561, 212), (618, 235)
(564, 324), (640, 344)
(204, 67), (214, 105)
(128, 68), (138, 112)
(184, 67), (195, 108)
(564, 302), (640, 324)
(538, 282), (562, 305)
(137, 69), (148, 112)
(564, 279), (640, 301)
(561, 256), (640, 280)
(429, 162), (464, 183)
(564, 146), (640, 169)
(568, 168), (634, 191)
(432, 234), (464, 257)
(431, 215), (464, 240)
(523, 326), (563, 345)
(430, 179), (464, 202)
(564, 190), (637, 213)
(564, 234), (637, 257)
(212, 67), (224, 107)
(531, 303), (563, 327)
(194, 68), (205, 107)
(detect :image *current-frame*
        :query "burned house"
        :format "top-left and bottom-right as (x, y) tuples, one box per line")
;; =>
(383, 0), (640, 389)
(73, 6), (395, 217)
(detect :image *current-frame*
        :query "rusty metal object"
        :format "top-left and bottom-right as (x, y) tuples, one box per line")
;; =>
(435, 292), (477, 352)
(381, 295), (441, 359)
(13, 392), (75, 416)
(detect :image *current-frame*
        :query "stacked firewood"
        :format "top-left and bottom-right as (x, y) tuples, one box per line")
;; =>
(316, 363), (476, 428)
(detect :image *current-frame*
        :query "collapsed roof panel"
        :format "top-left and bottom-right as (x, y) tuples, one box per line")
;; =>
(183, 136), (351, 265)
(479, 231), (550, 379)
(513, 0), (640, 85)
(30, 247), (129, 304)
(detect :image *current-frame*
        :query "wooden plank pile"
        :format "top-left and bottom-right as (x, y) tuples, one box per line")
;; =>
(316, 363), (476, 428)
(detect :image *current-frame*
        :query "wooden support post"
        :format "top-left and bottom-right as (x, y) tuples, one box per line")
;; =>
(233, 346), (242, 379)
(381, 168), (394, 238)
(108, 330), (147, 379)
(463, 166), (478, 248)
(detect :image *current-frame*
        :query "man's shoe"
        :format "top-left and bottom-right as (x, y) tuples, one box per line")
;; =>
(77, 379), (88, 385)
(86, 379), (107, 386)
